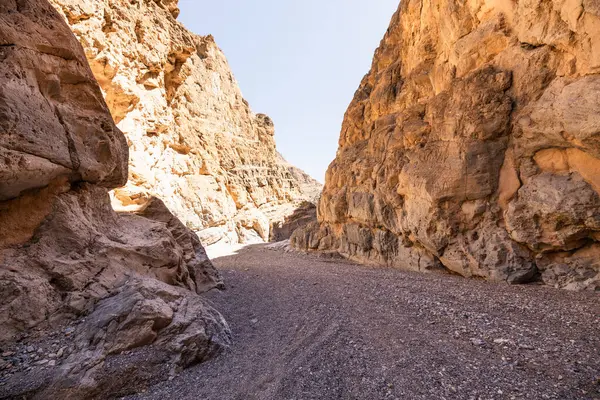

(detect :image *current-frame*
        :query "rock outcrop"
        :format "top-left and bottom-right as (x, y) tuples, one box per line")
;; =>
(0, 1), (229, 397)
(270, 201), (317, 242)
(49, 0), (321, 248)
(292, 0), (600, 291)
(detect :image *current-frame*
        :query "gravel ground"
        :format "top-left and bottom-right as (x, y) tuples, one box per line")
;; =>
(128, 244), (599, 400)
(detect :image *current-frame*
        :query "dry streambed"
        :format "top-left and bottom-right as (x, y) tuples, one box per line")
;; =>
(128, 244), (599, 400)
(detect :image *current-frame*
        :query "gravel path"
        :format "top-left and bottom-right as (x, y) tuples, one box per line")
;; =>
(129, 244), (599, 400)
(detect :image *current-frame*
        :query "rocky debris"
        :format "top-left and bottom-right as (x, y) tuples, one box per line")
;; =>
(0, 1), (229, 397)
(49, 0), (321, 247)
(0, 183), (224, 343)
(264, 240), (293, 253)
(1, 331), (73, 383)
(1, 279), (230, 399)
(292, 0), (600, 290)
(125, 245), (600, 400)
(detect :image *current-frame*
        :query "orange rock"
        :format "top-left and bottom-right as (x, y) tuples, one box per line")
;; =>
(293, 0), (600, 290)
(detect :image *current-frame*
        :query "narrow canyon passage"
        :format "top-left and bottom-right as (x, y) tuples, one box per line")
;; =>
(129, 246), (599, 400)
(4, 1), (600, 398)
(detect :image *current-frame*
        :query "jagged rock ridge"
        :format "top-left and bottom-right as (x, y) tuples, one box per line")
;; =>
(49, 0), (321, 247)
(0, 1), (229, 397)
(292, 0), (600, 291)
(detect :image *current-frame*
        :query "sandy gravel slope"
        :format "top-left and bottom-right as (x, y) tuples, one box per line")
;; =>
(128, 245), (599, 400)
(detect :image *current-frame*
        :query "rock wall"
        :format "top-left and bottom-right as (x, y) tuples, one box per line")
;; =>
(0, 1), (229, 397)
(49, 0), (321, 247)
(292, 0), (600, 291)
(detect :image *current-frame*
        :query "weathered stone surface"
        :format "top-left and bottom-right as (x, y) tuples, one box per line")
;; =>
(0, 0), (128, 201)
(1, 279), (230, 400)
(136, 196), (224, 294)
(270, 201), (317, 242)
(292, 0), (600, 290)
(0, 1), (229, 397)
(0, 182), (224, 344)
(49, 0), (321, 246)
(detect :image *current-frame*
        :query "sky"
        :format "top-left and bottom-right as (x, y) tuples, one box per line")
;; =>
(178, 0), (399, 182)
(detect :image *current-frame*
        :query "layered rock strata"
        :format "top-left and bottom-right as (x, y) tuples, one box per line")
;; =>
(0, 1), (229, 397)
(49, 0), (321, 247)
(292, 0), (600, 290)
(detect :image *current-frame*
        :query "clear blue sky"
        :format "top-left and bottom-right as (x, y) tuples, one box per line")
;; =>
(178, 0), (399, 182)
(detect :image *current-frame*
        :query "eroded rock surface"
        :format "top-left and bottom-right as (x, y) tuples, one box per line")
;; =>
(0, 0), (127, 201)
(292, 0), (600, 290)
(270, 201), (317, 242)
(1, 183), (223, 342)
(49, 0), (321, 247)
(0, 1), (229, 397)
(1, 278), (229, 399)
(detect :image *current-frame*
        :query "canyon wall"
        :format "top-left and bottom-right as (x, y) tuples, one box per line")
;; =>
(292, 0), (600, 290)
(49, 0), (321, 247)
(0, 1), (229, 397)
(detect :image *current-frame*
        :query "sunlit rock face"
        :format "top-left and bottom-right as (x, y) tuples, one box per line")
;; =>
(49, 0), (321, 247)
(292, 0), (600, 290)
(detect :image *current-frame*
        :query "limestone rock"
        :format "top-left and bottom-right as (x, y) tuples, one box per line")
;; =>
(49, 0), (321, 247)
(0, 183), (224, 343)
(7, 279), (230, 399)
(136, 197), (224, 293)
(270, 201), (317, 242)
(292, 0), (600, 290)
(0, 1), (229, 397)
(0, 0), (128, 201)
(277, 152), (323, 203)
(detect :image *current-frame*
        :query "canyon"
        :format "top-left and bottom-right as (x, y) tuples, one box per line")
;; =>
(1, 0), (599, 399)
(292, 0), (600, 291)
(0, 0), (319, 397)
(49, 0), (321, 247)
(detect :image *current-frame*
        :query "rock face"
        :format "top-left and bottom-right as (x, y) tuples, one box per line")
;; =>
(0, 1), (229, 397)
(292, 0), (600, 290)
(0, 0), (128, 203)
(270, 201), (318, 242)
(49, 0), (321, 247)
